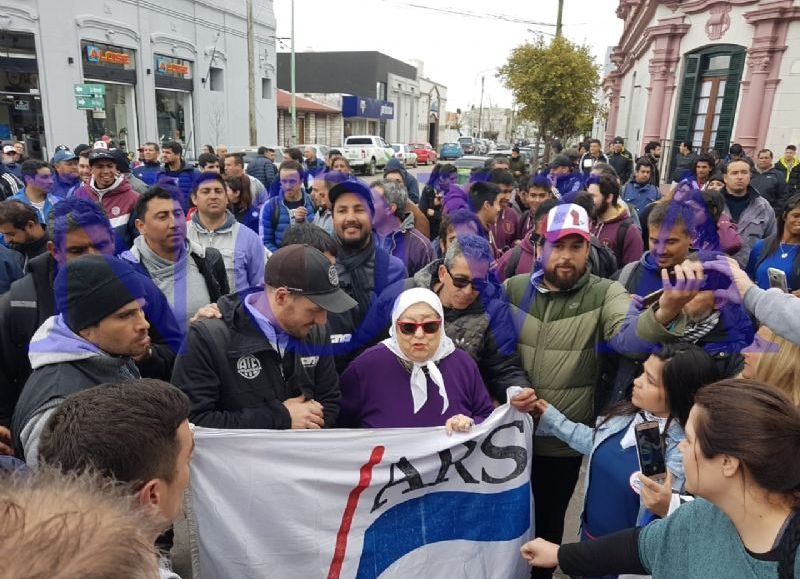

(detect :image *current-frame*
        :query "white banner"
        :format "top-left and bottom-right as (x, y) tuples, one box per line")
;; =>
(187, 402), (534, 579)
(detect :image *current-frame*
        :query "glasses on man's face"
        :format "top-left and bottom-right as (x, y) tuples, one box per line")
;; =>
(445, 266), (488, 292)
(397, 319), (442, 336)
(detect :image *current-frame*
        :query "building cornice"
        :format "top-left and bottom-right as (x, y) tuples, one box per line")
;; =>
(665, 0), (759, 15)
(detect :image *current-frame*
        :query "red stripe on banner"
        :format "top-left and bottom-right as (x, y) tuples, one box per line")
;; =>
(327, 445), (385, 579)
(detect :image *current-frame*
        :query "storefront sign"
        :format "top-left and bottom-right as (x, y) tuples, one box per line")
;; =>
(74, 83), (106, 97)
(86, 45), (130, 66)
(75, 95), (105, 111)
(342, 95), (395, 120)
(155, 56), (192, 79)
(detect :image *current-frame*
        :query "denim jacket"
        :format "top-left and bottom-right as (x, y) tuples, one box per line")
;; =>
(536, 404), (685, 526)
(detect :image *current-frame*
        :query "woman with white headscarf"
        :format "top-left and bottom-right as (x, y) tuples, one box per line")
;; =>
(338, 287), (494, 432)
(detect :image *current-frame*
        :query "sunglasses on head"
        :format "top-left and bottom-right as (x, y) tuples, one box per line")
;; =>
(446, 266), (488, 291)
(397, 319), (442, 335)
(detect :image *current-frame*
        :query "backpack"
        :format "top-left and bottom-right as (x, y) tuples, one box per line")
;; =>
(589, 237), (620, 279)
(502, 246), (524, 280)
(613, 217), (634, 265)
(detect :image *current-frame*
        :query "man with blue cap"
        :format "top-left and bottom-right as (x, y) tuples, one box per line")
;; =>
(50, 147), (81, 199)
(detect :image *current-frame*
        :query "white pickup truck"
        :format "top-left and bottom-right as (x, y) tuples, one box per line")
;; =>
(341, 135), (395, 176)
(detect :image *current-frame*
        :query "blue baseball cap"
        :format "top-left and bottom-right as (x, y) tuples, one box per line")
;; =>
(52, 149), (77, 164)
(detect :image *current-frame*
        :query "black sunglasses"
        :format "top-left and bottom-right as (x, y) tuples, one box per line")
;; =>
(397, 319), (442, 335)
(445, 266), (488, 291)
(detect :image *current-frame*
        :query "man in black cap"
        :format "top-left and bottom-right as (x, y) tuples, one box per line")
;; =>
(326, 179), (406, 370)
(110, 148), (148, 194)
(607, 136), (633, 184)
(171, 244), (356, 430)
(11, 254), (151, 464)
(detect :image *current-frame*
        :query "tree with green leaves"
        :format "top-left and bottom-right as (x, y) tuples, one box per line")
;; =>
(498, 34), (600, 163)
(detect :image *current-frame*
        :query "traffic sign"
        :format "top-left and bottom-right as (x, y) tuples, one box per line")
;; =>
(75, 95), (105, 111)
(74, 83), (106, 97)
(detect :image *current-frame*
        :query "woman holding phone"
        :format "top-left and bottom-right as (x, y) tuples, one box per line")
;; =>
(522, 379), (800, 578)
(530, 344), (719, 577)
(747, 193), (800, 292)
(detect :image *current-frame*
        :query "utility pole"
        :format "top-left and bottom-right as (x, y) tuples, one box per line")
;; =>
(246, 0), (257, 145)
(477, 75), (485, 139)
(556, 0), (564, 37)
(290, 0), (297, 145)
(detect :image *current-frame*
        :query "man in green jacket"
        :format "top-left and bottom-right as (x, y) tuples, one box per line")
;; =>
(505, 203), (701, 579)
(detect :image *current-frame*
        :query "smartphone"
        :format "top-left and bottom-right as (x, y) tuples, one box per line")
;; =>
(635, 420), (667, 483)
(642, 288), (664, 308)
(768, 268), (789, 293)
(663, 267), (731, 291)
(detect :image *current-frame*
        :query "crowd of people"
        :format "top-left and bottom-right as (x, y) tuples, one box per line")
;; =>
(0, 135), (799, 578)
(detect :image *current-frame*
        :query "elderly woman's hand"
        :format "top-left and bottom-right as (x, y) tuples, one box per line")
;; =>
(510, 388), (538, 414)
(445, 414), (475, 435)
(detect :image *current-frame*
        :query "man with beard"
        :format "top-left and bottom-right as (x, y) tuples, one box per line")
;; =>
(587, 173), (643, 266)
(505, 203), (697, 579)
(643, 141), (662, 186)
(0, 200), (48, 267)
(326, 179), (405, 370)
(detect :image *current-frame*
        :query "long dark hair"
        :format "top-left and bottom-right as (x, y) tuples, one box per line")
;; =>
(598, 343), (719, 431)
(225, 175), (253, 211)
(755, 193), (800, 286)
(692, 379), (800, 578)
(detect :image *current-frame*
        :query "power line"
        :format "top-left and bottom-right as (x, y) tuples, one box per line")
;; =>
(374, 0), (562, 27)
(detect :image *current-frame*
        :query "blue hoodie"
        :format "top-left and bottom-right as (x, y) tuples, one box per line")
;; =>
(12, 188), (59, 224)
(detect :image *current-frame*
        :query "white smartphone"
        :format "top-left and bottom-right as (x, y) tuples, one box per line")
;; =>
(767, 268), (789, 293)
(635, 421), (667, 483)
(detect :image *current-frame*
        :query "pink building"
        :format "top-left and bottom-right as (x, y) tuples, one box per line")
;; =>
(602, 0), (800, 178)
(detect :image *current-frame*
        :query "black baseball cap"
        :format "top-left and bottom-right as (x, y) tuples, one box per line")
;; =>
(613, 136), (625, 145)
(88, 149), (116, 165)
(266, 245), (357, 313)
(328, 179), (375, 216)
(550, 155), (573, 169)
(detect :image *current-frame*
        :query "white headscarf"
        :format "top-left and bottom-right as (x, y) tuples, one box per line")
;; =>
(381, 287), (456, 415)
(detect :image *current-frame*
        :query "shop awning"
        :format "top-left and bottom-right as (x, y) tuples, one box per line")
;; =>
(276, 90), (339, 114)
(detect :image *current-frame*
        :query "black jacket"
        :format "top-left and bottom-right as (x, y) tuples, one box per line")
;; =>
(0, 253), (182, 426)
(751, 167), (788, 212)
(246, 155), (277, 188)
(171, 290), (340, 429)
(608, 151), (633, 184)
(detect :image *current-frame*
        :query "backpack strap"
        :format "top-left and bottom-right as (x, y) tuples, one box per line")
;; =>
(615, 217), (633, 263)
(616, 261), (638, 290)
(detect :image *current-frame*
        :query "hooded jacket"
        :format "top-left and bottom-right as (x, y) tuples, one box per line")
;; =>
(259, 190), (316, 252)
(384, 158), (420, 203)
(73, 176), (138, 248)
(608, 151), (633, 184)
(12, 188), (59, 224)
(591, 207), (644, 266)
(170, 289), (340, 429)
(505, 269), (686, 456)
(0, 252), (183, 426)
(11, 315), (141, 461)
(187, 210), (265, 292)
(774, 157), (800, 193)
(156, 161), (200, 210)
(132, 160), (163, 186)
(488, 206), (521, 255)
(377, 212), (436, 277)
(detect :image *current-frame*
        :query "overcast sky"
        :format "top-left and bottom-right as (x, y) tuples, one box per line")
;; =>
(271, 0), (623, 112)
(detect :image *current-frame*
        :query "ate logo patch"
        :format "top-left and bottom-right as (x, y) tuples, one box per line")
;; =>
(236, 355), (262, 379)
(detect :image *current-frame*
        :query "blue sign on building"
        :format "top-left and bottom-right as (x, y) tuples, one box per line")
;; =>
(342, 95), (395, 120)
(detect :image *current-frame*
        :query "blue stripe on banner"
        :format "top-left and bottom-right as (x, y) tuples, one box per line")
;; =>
(355, 482), (531, 579)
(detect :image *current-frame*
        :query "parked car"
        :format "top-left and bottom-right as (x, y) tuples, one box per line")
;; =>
(341, 135), (395, 176)
(489, 149), (533, 165)
(411, 143), (438, 165)
(440, 142), (464, 160)
(453, 155), (491, 185)
(391, 144), (418, 168)
(231, 146), (286, 171)
(457, 136), (478, 155)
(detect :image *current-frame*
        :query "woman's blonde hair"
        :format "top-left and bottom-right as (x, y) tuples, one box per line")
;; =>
(754, 327), (800, 406)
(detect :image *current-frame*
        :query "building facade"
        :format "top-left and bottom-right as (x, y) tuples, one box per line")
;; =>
(276, 51), (448, 146)
(602, 0), (800, 177)
(276, 89), (342, 147)
(0, 0), (277, 160)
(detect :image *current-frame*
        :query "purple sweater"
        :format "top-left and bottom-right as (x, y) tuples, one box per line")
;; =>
(337, 344), (494, 429)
